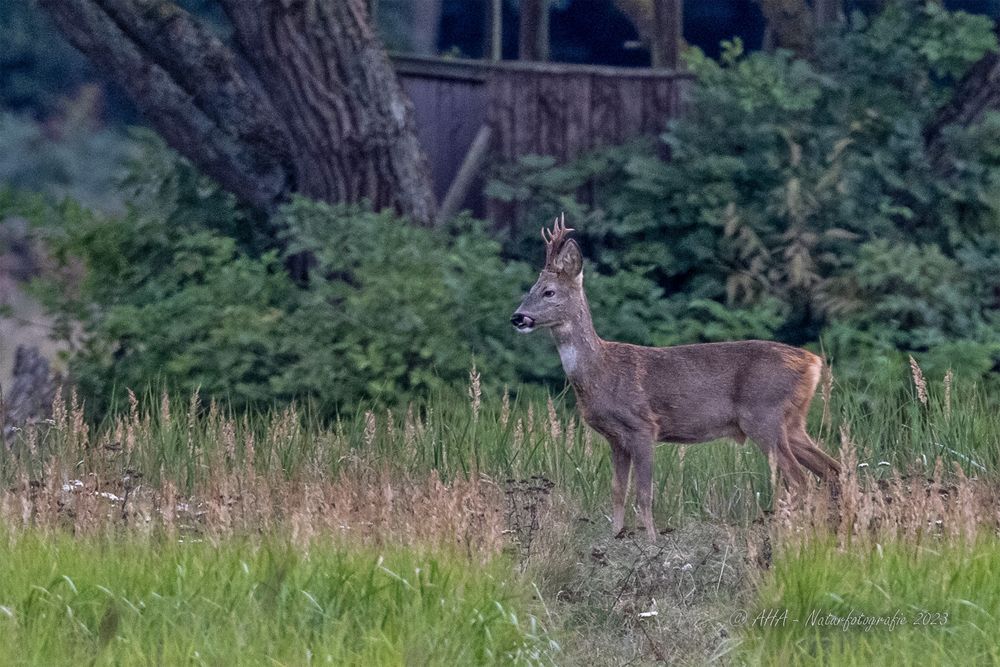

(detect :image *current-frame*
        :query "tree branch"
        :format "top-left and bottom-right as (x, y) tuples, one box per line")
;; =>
(756, 0), (814, 59)
(96, 0), (291, 164)
(37, 0), (290, 209)
(40, 0), (437, 224)
(925, 44), (1000, 170)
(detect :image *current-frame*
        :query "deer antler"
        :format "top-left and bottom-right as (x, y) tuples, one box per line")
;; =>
(542, 213), (575, 270)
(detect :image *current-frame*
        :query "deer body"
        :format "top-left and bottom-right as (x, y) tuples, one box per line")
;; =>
(512, 217), (840, 540)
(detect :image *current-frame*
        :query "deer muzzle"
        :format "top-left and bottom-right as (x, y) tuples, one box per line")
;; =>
(510, 312), (536, 333)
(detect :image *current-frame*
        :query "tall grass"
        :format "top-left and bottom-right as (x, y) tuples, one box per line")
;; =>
(0, 361), (998, 665)
(739, 537), (1000, 665)
(1, 361), (997, 530)
(0, 533), (557, 665)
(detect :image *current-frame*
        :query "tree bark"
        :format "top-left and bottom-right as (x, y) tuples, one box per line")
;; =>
(756, 0), (815, 59)
(650, 0), (682, 69)
(519, 0), (549, 61)
(925, 37), (1000, 170)
(2, 346), (59, 441)
(38, 0), (437, 225)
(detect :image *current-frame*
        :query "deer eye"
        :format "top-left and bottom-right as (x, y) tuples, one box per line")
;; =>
(543, 289), (555, 298)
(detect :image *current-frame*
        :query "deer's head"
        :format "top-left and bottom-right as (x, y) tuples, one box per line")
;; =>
(511, 215), (585, 333)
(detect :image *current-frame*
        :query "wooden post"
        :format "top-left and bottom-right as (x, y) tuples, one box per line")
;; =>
(436, 125), (493, 225)
(651, 0), (682, 69)
(519, 0), (549, 61)
(491, 0), (503, 61)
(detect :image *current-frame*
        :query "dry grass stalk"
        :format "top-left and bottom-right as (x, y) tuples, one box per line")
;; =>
(362, 410), (376, 448)
(0, 402), (509, 558)
(564, 417), (575, 453)
(546, 395), (561, 443)
(909, 355), (928, 406)
(820, 363), (833, 434)
(776, 452), (997, 549)
(403, 403), (417, 453)
(501, 385), (511, 428)
(944, 367), (954, 418)
(385, 408), (395, 443)
(468, 363), (482, 422)
(160, 392), (170, 424)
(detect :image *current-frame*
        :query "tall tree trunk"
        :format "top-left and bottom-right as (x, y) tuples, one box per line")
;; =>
(519, 0), (549, 61)
(925, 35), (1000, 170)
(756, 0), (815, 59)
(650, 0), (682, 69)
(410, 0), (443, 55)
(37, 0), (437, 226)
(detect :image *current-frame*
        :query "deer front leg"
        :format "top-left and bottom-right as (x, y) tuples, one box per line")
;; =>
(610, 444), (631, 536)
(631, 441), (657, 542)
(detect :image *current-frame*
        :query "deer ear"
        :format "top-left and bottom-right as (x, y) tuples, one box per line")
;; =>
(554, 239), (583, 277)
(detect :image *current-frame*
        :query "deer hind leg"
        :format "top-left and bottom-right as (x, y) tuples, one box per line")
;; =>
(787, 428), (841, 481)
(610, 444), (631, 536)
(741, 416), (807, 489)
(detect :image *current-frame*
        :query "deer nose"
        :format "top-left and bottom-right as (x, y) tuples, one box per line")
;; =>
(511, 313), (536, 331)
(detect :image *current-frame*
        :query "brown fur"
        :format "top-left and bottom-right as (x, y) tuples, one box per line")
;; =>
(512, 218), (840, 540)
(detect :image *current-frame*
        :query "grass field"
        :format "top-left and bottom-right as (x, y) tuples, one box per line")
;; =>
(740, 538), (1000, 666)
(0, 360), (998, 664)
(0, 535), (554, 666)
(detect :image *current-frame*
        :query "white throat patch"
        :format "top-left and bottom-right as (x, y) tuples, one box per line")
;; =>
(558, 344), (578, 374)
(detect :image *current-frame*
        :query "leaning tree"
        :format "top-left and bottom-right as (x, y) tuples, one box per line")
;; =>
(925, 25), (1000, 170)
(38, 0), (437, 225)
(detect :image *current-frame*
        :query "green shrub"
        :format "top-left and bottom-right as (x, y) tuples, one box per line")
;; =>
(10, 2), (1000, 413)
(0, 111), (136, 211)
(271, 197), (553, 407)
(10, 139), (573, 415)
(487, 2), (1000, 383)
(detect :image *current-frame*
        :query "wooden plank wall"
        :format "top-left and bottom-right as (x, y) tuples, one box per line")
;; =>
(394, 55), (693, 218)
(400, 74), (488, 203)
(487, 63), (689, 164)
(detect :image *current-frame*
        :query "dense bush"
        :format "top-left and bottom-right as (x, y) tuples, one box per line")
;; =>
(488, 2), (1000, 383)
(5, 138), (574, 415)
(0, 110), (137, 211)
(6, 2), (1000, 415)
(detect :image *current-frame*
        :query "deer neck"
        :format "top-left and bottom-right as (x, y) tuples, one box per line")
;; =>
(550, 293), (602, 381)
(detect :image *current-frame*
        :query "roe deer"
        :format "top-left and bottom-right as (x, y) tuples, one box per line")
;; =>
(510, 216), (840, 540)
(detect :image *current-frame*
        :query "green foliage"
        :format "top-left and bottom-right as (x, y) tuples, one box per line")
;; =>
(12, 138), (562, 414)
(272, 198), (552, 407)
(488, 2), (1000, 383)
(0, 111), (136, 211)
(8, 2), (1000, 414)
(9, 146), (288, 414)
